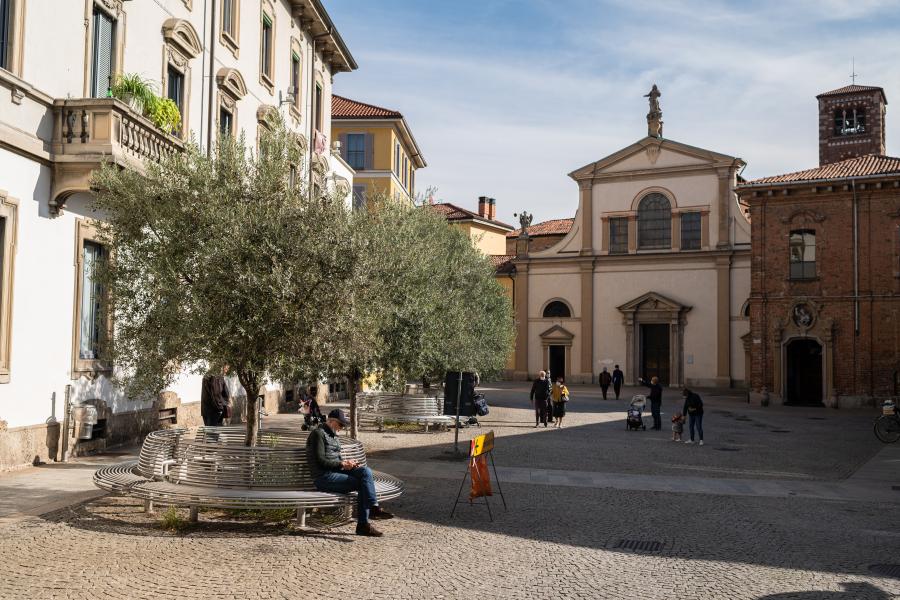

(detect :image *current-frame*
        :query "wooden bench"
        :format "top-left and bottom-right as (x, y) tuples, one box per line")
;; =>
(94, 425), (403, 527)
(356, 392), (456, 432)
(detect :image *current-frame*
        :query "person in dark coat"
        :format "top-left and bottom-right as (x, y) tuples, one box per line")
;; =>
(529, 370), (552, 427)
(612, 365), (624, 400)
(638, 376), (663, 430)
(201, 368), (231, 427)
(599, 367), (612, 400)
(681, 388), (704, 445)
(307, 409), (394, 536)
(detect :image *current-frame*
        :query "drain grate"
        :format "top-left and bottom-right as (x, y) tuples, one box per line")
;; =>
(716, 447), (741, 452)
(770, 429), (791, 433)
(613, 539), (663, 553)
(807, 417), (826, 421)
(869, 564), (900, 579)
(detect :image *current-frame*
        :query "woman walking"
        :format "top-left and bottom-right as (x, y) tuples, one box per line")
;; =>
(551, 376), (569, 428)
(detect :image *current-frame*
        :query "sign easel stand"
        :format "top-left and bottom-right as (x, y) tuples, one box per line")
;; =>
(449, 431), (507, 521)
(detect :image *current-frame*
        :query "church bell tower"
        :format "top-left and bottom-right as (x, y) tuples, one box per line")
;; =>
(817, 84), (887, 166)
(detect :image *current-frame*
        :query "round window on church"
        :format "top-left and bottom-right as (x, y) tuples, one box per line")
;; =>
(543, 301), (572, 318)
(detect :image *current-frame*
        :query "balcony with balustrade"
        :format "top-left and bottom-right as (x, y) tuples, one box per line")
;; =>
(49, 98), (184, 215)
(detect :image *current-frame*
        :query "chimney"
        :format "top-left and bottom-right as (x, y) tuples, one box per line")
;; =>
(488, 198), (496, 220)
(477, 196), (489, 218)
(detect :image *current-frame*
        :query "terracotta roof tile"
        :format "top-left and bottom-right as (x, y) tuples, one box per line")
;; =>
(332, 95), (403, 119)
(490, 254), (515, 272)
(741, 154), (900, 186)
(817, 84), (887, 103)
(507, 218), (574, 238)
(427, 203), (514, 230)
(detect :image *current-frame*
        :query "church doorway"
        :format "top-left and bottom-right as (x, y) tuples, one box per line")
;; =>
(785, 339), (823, 406)
(548, 345), (566, 381)
(641, 324), (670, 385)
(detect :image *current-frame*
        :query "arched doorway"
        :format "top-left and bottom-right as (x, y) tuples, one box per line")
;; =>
(785, 338), (823, 406)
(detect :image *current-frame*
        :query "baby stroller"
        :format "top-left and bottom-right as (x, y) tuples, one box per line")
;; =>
(627, 395), (647, 431)
(300, 396), (325, 431)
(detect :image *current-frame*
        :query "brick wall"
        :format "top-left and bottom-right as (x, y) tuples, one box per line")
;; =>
(746, 181), (900, 405)
(818, 90), (886, 166)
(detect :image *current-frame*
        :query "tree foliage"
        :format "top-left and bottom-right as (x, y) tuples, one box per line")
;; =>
(92, 118), (514, 444)
(92, 117), (352, 445)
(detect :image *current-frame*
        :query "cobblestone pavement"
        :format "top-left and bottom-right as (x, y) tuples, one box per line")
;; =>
(1, 383), (898, 600)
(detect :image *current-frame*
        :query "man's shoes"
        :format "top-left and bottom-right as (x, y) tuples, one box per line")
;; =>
(684, 440), (693, 444)
(370, 506), (394, 520)
(356, 523), (383, 537)
(699, 440), (704, 446)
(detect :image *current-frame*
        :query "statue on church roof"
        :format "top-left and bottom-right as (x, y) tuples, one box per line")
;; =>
(645, 84), (663, 138)
(514, 211), (533, 236)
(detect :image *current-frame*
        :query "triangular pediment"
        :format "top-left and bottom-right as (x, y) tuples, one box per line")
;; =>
(539, 324), (575, 340)
(617, 291), (692, 314)
(569, 137), (742, 181)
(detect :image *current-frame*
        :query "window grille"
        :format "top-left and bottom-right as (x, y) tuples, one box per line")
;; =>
(79, 241), (105, 360)
(681, 212), (701, 250)
(543, 301), (571, 318)
(638, 193), (671, 249)
(609, 217), (628, 254)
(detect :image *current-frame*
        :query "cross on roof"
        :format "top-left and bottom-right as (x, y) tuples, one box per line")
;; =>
(851, 57), (858, 84)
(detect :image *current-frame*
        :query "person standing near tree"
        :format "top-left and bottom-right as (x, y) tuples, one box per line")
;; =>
(530, 371), (551, 427)
(599, 367), (612, 400)
(638, 376), (663, 431)
(201, 367), (231, 427)
(612, 365), (624, 400)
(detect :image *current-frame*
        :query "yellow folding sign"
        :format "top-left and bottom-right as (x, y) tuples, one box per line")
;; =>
(470, 430), (495, 457)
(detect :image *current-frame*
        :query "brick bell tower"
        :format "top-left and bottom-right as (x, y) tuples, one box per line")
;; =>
(817, 84), (887, 166)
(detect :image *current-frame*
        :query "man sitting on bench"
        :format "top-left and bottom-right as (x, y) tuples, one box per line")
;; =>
(306, 409), (394, 536)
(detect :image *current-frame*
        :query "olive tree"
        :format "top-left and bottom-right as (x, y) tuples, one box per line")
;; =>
(91, 117), (353, 445)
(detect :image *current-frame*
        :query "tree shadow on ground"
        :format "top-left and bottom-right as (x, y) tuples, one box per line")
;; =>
(42, 496), (354, 542)
(757, 582), (894, 599)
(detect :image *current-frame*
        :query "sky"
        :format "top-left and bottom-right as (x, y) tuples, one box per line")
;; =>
(326, 0), (900, 226)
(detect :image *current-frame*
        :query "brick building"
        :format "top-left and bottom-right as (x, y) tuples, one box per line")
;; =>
(738, 84), (900, 408)
(505, 218), (574, 254)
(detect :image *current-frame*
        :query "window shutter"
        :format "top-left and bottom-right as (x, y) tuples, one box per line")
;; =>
(365, 134), (374, 170)
(92, 11), (114, 98)
(338, 134), (348, 161)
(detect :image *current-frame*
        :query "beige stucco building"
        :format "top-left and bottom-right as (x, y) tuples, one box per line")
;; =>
(510, 88), (751, 387)
(0, 0), (356, 469)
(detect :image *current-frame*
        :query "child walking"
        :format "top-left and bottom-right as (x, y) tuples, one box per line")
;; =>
(671, 413), (684, 442)
(551, 377), (569, 428)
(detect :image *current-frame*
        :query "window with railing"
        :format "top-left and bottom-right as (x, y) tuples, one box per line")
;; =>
(346, 134), (365, 170)
(609, 217), (628, 254)
(789, 230), (816, 280)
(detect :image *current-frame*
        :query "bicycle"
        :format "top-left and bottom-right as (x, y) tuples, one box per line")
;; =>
(874, 400), (900, 443)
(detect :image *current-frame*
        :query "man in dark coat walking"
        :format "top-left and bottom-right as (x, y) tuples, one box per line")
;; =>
(201, 368), (231, 427)
(599, 367), (612, 400)
(529, 370), (552, 427)
(612, 365), (624, 400)
(639, 376), (663, 430)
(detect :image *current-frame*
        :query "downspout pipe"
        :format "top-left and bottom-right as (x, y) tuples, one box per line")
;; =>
(205, 0), (217, 157)
(852, 178), (859, 335)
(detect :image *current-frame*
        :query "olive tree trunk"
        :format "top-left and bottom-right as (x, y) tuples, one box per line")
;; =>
(238, 370), (261, 446)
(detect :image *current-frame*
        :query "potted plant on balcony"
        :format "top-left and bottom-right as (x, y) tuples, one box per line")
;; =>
(146, 96), (182, 136)
(110, 73), (156, 114)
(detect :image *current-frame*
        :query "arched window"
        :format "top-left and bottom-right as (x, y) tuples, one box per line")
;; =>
(543, 301), (571, 318)
(638, 193), (672, 249)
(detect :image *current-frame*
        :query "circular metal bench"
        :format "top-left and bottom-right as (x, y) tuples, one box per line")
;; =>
(357, 392), (456, 432)
(94, 425), (403, 527)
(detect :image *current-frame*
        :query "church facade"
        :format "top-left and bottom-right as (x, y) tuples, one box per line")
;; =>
(510, 87), (751, 387)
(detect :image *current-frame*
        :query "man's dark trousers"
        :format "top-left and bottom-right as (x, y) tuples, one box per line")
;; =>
(613, 383), (622, 400)
(650, 401), (662, 430)
(202, 413), (224, 427)
(314, 466), (377, 525)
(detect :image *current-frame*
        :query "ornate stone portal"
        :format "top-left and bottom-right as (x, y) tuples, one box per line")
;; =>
(772, 299), (836, 406)
(618, 291), (691, 386)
